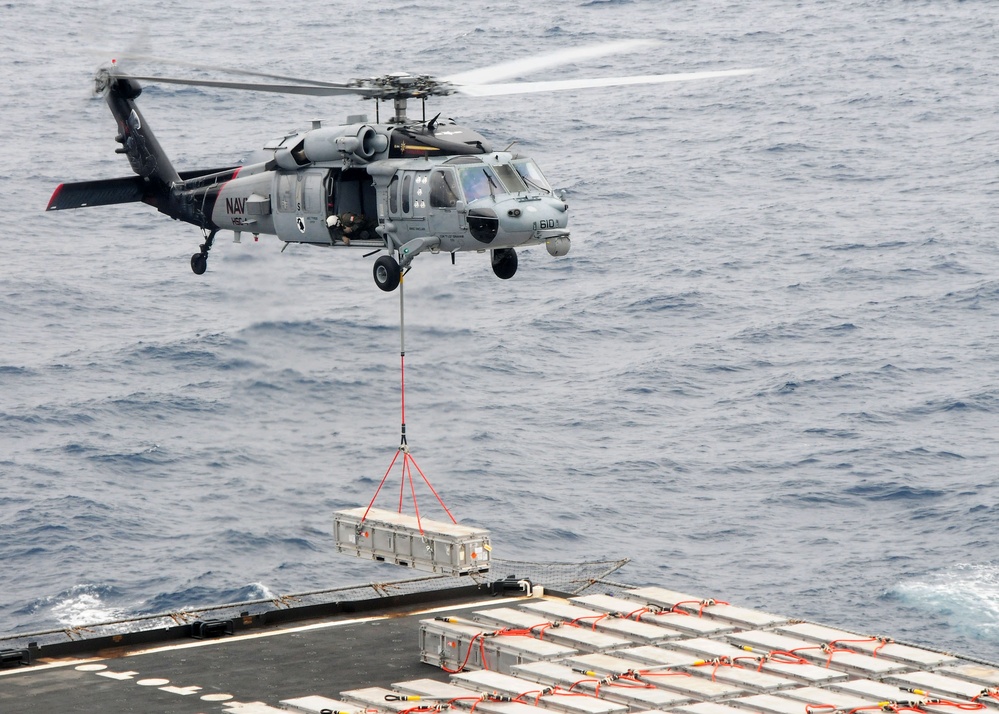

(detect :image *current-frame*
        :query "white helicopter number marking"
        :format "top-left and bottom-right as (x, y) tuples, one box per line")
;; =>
(535, 219), (560, 230)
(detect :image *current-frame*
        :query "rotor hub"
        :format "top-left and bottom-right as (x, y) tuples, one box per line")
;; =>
(350, 74), (454, 100)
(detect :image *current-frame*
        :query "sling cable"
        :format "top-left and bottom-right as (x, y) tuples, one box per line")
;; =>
(361, 272), (457, 530)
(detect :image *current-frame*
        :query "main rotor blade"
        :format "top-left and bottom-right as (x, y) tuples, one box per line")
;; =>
(454, 68), (761, 97)
(112, 54), (347, 88)
(442, 39), (657, 86)
(114, 73), (376, 97)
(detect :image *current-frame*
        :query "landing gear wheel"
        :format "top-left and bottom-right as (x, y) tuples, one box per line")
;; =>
(373, 255), (401, 292)
(491, 248), (518, 280)
(190, 230), (216, 276)
(191, 253), (208, 275)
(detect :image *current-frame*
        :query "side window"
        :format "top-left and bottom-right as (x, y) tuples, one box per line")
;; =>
(388, 175), (399, 214)
(402, 174), (412, 214)
(278, 173), (295, 212)
(430, 169), (458, 208)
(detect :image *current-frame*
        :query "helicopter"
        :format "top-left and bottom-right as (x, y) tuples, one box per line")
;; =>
(46, 41), (758, 291)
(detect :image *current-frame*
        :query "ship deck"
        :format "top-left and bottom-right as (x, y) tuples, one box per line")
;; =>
(0, 585), (496, 713)
(3, 578), (999, 714)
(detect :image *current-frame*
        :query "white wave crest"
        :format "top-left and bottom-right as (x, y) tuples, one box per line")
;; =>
(893, 563), (999, 637)
(49, 586), (127, 627)
(247, 581), (277, 600)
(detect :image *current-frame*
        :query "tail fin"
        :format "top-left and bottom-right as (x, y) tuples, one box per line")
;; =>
(97, 68), (181, 189)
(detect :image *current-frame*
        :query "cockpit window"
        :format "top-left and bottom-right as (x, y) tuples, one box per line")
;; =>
(430, 169), (459, 208)
(513, 159), (552, 195)
(493, 163), (528, 193)
(402, 173), (412, 213)
(458, 166), (500, 203)
(388, 174), (399, 213)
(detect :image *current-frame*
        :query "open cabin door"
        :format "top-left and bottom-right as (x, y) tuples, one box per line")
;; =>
(328, 168), (381, 247)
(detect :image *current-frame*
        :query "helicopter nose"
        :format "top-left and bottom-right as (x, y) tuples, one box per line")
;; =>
(497, 197), (569, 243)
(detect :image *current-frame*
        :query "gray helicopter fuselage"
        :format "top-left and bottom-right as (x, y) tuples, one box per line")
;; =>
(209, 120), (571, 259)
(49, 45), (755, 288)
(47, 71), (574, 288)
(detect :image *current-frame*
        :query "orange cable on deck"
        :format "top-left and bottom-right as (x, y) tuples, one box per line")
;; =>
(671, 598), (730, 616)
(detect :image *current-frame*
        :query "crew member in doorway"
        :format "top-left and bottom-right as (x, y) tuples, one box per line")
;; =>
(326, 212), (365, 245)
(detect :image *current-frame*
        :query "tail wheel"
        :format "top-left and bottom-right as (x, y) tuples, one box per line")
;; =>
(191, 253), (208, 275)
(491, 248), (518, 280)
(373, 255), (401, 292)
(191, 231), (215, 276)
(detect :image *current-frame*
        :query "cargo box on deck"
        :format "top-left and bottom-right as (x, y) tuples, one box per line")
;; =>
(419, 618), (575, 673)
(334, 506), (491, 575)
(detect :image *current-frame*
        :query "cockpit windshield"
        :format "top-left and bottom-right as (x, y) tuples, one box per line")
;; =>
(458, 166), (501, 203)
(455, 159), (552, 202)
(513, 159), (553, 195)
(492, 163), (528, 193)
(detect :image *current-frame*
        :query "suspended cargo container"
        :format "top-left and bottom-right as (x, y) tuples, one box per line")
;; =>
(334, 507), (491, 575)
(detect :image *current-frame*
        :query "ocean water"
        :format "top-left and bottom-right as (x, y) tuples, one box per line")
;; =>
(2, 0), (999, 664)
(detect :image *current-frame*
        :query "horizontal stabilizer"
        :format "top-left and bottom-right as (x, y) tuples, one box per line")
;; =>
(47, 176), (145, 211)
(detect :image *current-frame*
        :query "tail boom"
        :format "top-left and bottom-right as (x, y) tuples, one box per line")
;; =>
(99, 71), (181, 187)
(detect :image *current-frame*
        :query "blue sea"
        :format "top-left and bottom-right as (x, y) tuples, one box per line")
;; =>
(2, 0), (998, 664)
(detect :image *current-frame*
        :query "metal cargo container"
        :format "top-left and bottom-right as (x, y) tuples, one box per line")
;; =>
(334, 506), (491, 575)
(419, 618), (575, 674)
